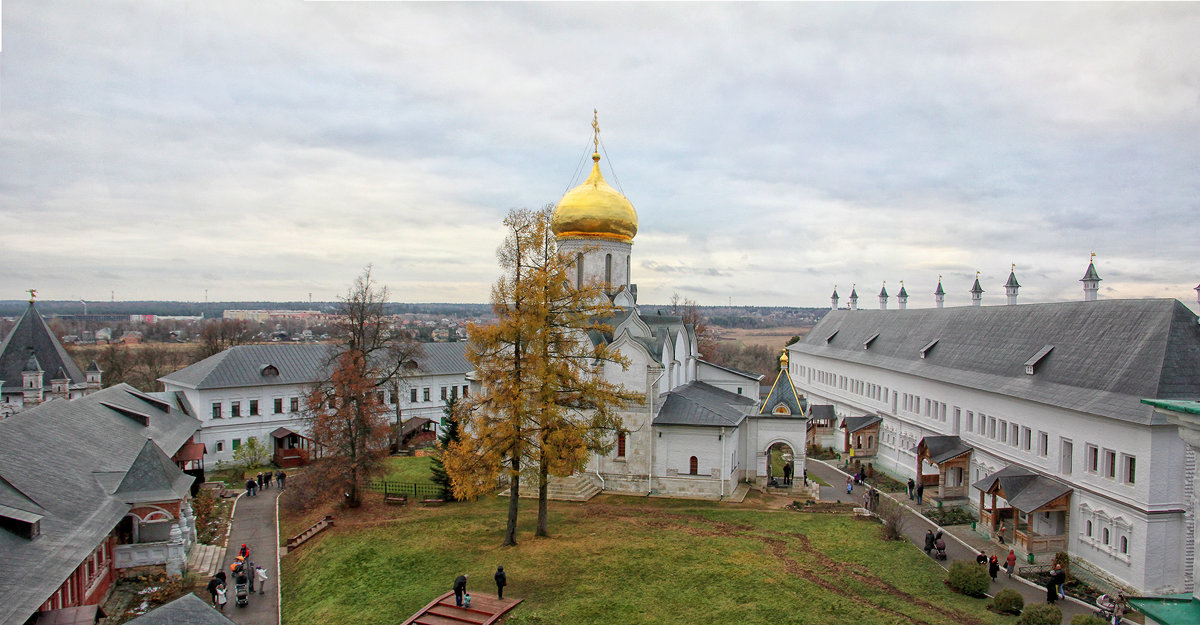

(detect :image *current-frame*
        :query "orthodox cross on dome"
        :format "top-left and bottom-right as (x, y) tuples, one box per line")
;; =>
(592, 109), (600, 155)
(27, 288), (37, 303)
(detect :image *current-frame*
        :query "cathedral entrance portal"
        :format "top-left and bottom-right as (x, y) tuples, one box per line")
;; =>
(766, 441), (796, 488)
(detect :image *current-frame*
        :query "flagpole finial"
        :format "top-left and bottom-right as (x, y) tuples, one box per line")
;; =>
(26, 289), (37, 303)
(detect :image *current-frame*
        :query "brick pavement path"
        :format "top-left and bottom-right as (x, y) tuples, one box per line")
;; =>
(806, 458), (1093, 624)
(219, 484), (281, 625)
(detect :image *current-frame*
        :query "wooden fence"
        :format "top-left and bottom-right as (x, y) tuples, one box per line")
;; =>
(365, 479), (445, 499)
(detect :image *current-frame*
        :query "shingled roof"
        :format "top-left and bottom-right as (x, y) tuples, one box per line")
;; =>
(0, 385), (200, 625)
(790, 299), (1200, 425)
(124, 593), (236, 625)
(760, 367), (806, 416)
(653, 381), (757, 428)
(160, 342), (470, 390)
(0, 301), (85, 394)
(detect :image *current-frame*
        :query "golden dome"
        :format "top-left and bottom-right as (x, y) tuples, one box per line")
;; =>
(551, 152), (638, 242)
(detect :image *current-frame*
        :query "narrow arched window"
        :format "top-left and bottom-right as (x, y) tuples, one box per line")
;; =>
(1086, 520), (1093, 536)
(1120, 536), (1128, 553)
(576, 252), (584, 288)
(689, 456), (698, 475)
(1102, 528), (1110, 544)
(867, 435), (874, 448)
(605, 253), (612, 290)
(626, 254), (631, 286)
(617, 431), (626, 458)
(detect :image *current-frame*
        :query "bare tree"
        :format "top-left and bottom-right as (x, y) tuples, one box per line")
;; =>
(198, 319), (255, 358)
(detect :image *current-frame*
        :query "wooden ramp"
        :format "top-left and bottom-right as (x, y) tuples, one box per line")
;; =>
(401, 591), (523, 625)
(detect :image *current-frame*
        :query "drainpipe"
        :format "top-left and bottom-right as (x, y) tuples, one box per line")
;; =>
(648, 366), (666, 494)
(593, 453), (605, 490)
(720, 427), (727, 499)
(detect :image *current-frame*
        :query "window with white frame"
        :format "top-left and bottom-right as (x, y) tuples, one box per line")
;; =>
(999, 419), (1007, 442)
(1103, 449), (1117, 479)
(1021, 427), (1032, 451)
(1122, 454), (1136, 485)
(1086, 444), (1099, 472)
(988, 417), (996, 438)
(1061, 439), (1073, 475)
(966, 411), (974, 433)
(1038, 431), (1048, 456)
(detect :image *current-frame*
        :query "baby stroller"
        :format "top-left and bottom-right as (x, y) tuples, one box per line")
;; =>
(933, 538), (947, 560)
(235, 572), (250, 607)
(1094, 594), (1125, 625)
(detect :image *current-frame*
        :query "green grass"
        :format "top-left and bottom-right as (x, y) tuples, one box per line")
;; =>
(379, 455), (435, 486)
(281, 495), (1009, 625)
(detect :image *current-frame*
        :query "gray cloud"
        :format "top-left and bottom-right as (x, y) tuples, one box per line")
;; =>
(1, 2), (1198, 309)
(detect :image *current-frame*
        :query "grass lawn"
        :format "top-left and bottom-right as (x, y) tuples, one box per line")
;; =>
(281, 494), (1008, 625)
(379, 455), (435, 485)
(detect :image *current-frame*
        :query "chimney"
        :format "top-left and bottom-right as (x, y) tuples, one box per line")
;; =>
(1080, 254), (1101, 302)
(878, 283), (889, 310)
(897, 282), (908, 310)
(1004, 264), (1021, 305)
(934, 276), (945, 309)
(970, 272), (984, 307)
(830, 286), (839, 311)
(849, 285), (859, 311)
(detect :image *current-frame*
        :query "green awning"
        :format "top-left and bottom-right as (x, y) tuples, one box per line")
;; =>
(1128, 593), (1200, 625)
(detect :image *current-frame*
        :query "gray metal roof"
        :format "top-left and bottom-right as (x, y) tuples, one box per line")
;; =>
(971, 465), (1072, 513)
(841, 414), (882, 433)
(915, 435), (973, 464)
(698, 359), (763, 381)
(0, 384), (200, 625)
(791, 299), (1200, 425)
(653, 381), (757, 428)
(809, 404), (836, 419)
(124, 593), (237, 625)
(1081, 262), (1102, 282)
(161, 342), (470, 390)
(0, 302), (85, 394)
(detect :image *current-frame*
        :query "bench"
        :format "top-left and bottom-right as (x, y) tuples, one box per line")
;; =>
(384, 493), (408, 506)
(420, 499), (445, 507)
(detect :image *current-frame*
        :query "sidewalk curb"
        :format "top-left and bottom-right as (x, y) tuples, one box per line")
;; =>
(224, 491), (244, 548)
(275, 490), (282, 625)
(810, 458), (1094, 611)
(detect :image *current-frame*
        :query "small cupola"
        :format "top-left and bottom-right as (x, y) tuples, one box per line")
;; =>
(1004, 264), (1021, 306)
(848, 285), (859, 311)
(878, 283), (889, 310)
(934, 276), (946, 309)
(897, 282), (908, 310)
(970, 272), (984, 307)
(1080, 253), (1102, 302)
(830, 286), (839, 310)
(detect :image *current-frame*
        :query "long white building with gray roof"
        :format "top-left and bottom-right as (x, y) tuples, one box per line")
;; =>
(159, 342), (472, 465)
(787, 293), (1200, 595)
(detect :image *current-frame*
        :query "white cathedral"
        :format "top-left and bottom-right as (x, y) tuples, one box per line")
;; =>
(543, 129), (808, 501)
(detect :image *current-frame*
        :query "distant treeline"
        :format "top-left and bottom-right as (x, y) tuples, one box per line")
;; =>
(0, 300), (495, 318)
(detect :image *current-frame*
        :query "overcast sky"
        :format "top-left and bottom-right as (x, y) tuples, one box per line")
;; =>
(2, 2), (1198, 309)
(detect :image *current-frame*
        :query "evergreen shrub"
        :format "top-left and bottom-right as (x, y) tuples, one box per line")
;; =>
(1017, 603), (1062, 625)
(1070, 615), (1108, 625)
(947, 560), (990, 597)
(989, 588), (1024, 615)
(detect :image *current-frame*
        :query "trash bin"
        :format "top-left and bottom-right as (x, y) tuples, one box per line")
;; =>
(971, 521), (977, 531)
(1027, 553), (1035, 564)
(937, 500), (943, 509)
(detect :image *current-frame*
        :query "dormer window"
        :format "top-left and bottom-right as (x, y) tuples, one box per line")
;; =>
(1024, 345), (1054, 375)
(261, 365), (280, 377)
(919, 339), (939, 359)
(863, 333), (879, 349)
(825, 330), (838, 344)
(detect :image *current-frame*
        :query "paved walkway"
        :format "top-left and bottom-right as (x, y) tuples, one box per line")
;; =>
(806, 459), (1092, 623)
(219, 484), (281, 625)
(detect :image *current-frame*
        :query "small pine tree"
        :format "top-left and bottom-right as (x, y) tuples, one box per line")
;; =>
(430, 396), (461, 501)
(1017, 603), (1062, 625)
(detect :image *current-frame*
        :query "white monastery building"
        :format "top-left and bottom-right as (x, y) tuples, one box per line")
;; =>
(159, 342), (471, 466)
(543, 120), (809, 501)
(788, 262), (1200, 595)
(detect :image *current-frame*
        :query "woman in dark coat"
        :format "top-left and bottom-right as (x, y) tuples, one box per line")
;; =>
(494, 566), (506, 600)
(988, 555), (1000, 582)
(1046, 564), (1064, 603)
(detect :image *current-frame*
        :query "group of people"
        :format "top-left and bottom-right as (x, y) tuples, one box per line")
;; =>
(974, 549), (1018, 582)
(245, 470), (287, 496)
(205, 543), (269, 611)
(923, 529), (947, 559)
(905, 478), (925, 504)
(451, 566), (508, 608)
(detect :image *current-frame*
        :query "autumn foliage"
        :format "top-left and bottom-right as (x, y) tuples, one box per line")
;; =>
(444, 206), (641, 544)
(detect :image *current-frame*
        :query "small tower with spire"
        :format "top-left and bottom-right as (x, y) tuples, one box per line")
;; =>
(22, 354), (45, 406)
(50, 367), (70, 400)
(970, 272), (984, 307)
(934, 276), (945, 309)
(849, 285), (859, 311)
(897, 282), (908, 310)
(830, 286), (839, 310)
(1081, 253), (1101, 302)
(86, 360), (103, 392)
(1004, 264), (1021, 305)
(878, 282), (889, 310)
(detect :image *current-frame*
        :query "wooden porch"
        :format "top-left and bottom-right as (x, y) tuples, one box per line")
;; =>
(914, 436), (972, 500)
(401, 591), (523, 625)
(974, 465), (1072, 556)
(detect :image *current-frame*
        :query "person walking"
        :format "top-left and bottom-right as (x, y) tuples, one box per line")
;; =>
(1005, 549), (1017, 578)
(924, 529), (935, 556)
(256, 565), (269, 594)
(246, 478), (257, 497)
(494, 566), (507, 600)
(907, 478), (915, 500)
(264, 472), (272, 489)
(998, 521), (1007, 544)
(802, 468), (808, 487)
(206, 574), (222, 606)
(215, 582), (227, 612)
(246, 560), (255, 593)
(845, 475), (853, 494)
(277, 470), (286, 490)
(256, 472), (264, 491)
(783, 463), (793, 486)
(988, 555), (1000, 582)
(915, 482), (924, 505)
(453, 574), (469, 607)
